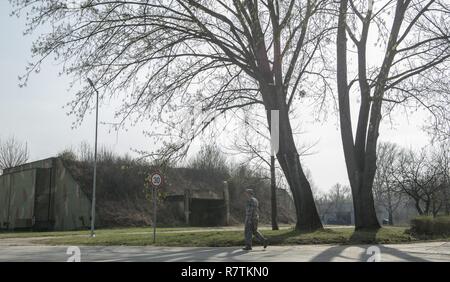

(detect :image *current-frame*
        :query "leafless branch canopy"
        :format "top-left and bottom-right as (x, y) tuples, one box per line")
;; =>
(343, 0), (450, 142)
(0, 136), (29, 171)
(12, 0), (334, 161)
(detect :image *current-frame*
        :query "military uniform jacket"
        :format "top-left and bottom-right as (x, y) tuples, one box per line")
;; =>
(245, 197), (259, 223)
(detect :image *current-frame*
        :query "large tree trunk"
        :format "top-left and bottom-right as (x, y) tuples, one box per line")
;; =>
(336, 0), (413, 230)
(352, 180), (381, 229)
(353, 0), (409, 230)
(336, 0), (380, 230)
(415, 199), (424, 215)
(266, 103), (323, 231)
(277, 153), (322, 231)
(254, 7), (322, 231)
(260, 88), (322, 231)
(336, 0), (412, 230)
(276, 149), (323, 231)
(270, 155), (279, 230)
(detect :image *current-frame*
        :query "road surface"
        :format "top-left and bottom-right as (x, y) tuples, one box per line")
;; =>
(0, 240), (449, 262)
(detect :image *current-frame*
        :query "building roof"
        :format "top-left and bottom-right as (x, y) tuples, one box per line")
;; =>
(2, 157), (56, 175)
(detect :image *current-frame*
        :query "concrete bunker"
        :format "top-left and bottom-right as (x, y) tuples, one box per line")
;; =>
(0, 158), (91, 231)
(165, 184), (230, 226)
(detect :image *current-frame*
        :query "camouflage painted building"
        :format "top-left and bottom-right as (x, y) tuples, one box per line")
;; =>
(0, 158), (91, 231)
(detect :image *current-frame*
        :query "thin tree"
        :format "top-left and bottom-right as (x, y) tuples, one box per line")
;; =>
(0, 136), (30, 172)
(373, 142), (403, 225)
(433, 142), (450, 215)
(393, 146), (448, 216)
(336, 0), (449, 229)
(228, 109), (318, 230)
(229, 112), (282, 230)
(316, 183), (353, 224)
(11, 0), (335, 230)
(189, 143), (230, 181)
(229, 117), (281, 230)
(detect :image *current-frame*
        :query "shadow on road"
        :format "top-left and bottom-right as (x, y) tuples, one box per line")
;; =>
(310, 229), (429, 262)
(88, 247), (250, 262)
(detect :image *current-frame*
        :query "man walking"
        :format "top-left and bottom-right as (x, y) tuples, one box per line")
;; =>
(243, 189), (268, 251)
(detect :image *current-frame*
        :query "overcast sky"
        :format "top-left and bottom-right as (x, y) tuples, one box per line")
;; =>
(0, 1), (432, 192)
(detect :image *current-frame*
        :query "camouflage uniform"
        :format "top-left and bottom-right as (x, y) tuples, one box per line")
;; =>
(244, 196), (267, 248)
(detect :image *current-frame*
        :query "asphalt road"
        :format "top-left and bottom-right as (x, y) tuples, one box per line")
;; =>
(1, 241), (449, 262)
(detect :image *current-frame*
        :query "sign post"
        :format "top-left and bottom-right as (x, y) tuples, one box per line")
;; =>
(149, 171), (163, 243)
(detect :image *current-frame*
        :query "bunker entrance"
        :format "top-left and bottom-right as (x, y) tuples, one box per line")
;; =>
(189, 199), (226, 226)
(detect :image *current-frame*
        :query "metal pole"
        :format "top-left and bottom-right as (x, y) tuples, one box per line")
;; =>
(153, 187), (157, 243)
(88, 78), (98, 238)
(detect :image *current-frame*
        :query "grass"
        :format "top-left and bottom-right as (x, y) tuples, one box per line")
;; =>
(1, 226), (448, 247)
(2, 226), (449, 247)
(0, 224), (293, 239)
(0, 226), (231, 239)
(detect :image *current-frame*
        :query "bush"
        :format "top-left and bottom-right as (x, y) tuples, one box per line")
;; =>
(433, 216), (450, 235)
(411, 216), (450, 235)
(57, 144), (296, 228)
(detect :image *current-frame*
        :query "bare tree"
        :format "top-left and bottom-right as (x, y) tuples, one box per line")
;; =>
(426, 143), (449, 215)
(434, 142), (450, 215)
(373, 142), (403, 225)
(189, 143), (230, 180)
(0, 136), (30, 172)
(393, 146), (448, 216)
(336, 0), (450, 229)
(12, 0), (337, 230)
(228, 115), (281, 230)
(227, 108), (319, 230)
(316, 183), (353, 224)
(78, 141), (94, 163)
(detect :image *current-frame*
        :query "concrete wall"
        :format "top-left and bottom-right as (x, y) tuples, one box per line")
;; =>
(0, 170), (36, 229)
(53, 159), (90, 230)
(165, 185), (229, 226)
(0, 173), (11, 229)
(8, 170), (36, 229)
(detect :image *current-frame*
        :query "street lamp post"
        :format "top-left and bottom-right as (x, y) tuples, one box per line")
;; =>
(87, 78), (99, 238)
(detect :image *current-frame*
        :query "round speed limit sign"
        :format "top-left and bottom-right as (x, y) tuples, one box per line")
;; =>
(150, 171), (164, 188)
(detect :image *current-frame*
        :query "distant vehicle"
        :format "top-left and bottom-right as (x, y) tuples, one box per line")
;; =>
(326, 211), (352, 225)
